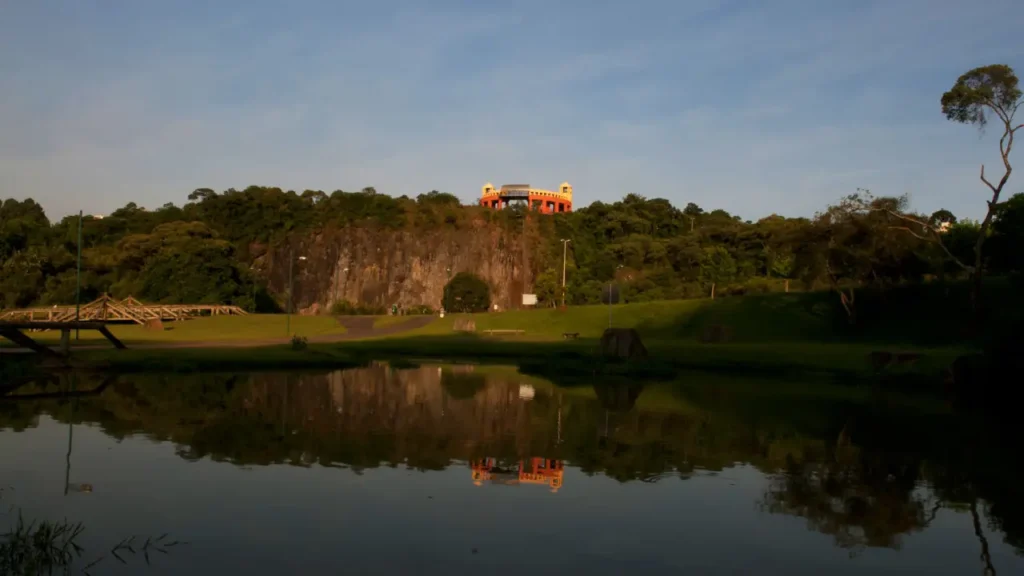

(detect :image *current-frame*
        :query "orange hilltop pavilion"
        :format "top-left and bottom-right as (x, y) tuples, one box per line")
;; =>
(480, 182), (573, 214)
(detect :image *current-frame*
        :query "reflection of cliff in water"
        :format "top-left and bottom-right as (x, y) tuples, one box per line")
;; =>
(3, 367), (1024, 560)
(226, 365), (551, 470)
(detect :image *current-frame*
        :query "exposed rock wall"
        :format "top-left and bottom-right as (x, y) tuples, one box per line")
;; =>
(257, 220), (538, 313)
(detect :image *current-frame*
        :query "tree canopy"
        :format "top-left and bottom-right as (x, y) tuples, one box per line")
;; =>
(0, 185), (1021, 313)
(941, 64), (1022, 128)
(935, 64), (1024, 314)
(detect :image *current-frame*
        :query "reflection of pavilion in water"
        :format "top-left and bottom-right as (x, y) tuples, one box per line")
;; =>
(471, 458), (564, 493)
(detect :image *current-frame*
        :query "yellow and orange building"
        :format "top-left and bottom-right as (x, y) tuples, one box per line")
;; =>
(480, 182), (573, 214)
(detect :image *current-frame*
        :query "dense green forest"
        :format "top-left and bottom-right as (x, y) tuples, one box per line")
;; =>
(1, 63), (1020, 321)
(0, 187), (1021, 316)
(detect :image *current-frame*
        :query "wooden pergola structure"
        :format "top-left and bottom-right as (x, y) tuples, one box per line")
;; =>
(0, 294), (248, 325)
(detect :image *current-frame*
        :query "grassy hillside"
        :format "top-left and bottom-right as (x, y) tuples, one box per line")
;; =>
(2, 290), (973, 381)
(409, 280), (1019, 347)
(403, 292), (865, 343)
(6, 282), (1010, 349)
(426, 293), (844, 343)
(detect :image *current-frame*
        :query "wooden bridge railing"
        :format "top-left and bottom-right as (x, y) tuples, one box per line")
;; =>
(0, 294), (247, 325)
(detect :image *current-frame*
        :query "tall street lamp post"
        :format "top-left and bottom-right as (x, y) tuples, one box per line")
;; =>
(442, 266), (452, 313)
(286, 250), (307, 337)
(560, 239), (571, 308)
(335, 266), (348, 311)
(75, 211), (82, 340)
(608, 264), (624, 328)
(250, 264), (258, 313)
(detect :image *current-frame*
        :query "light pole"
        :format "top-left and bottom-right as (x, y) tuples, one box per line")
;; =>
(334, 266), (348, 310)
(608, 264), (624, 329)
(250, 264), (258, 313)
(442, 266), (452, 313)
(75, 211), (82, 340)
(286, 251), (307, 337)
(560, 239), (571, 308)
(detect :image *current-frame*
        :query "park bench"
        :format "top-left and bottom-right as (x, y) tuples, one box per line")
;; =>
(562, 332), (580, 340)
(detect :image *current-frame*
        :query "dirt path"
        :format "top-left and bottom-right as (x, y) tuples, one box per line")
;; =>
(0, 316), (437, 353)
(328, 316), (434, 339)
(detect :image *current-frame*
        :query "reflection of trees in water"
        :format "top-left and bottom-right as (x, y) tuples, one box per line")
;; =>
(440, 370), (488, 400)
(760, 444), (930, 553)
(592, 382), (644, 413)
(1, 370), (1023, 561)
(924, 416), (1021, 575)
(2, 369), (797, 479)
(759, 409), (1011, 574)
(1, 374), (185, 575)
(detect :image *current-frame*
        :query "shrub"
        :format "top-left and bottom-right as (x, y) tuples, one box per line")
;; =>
(290, 335), (308, 351)
(722, 277), (791, 296)
(442, 272), (491, 313)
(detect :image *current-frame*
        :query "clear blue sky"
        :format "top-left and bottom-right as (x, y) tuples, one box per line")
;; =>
(2, 0), (1022, 221)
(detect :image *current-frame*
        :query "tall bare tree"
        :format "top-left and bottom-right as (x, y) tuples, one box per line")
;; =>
(867, 65), (1021, 313)
(943, 65), (1022, 308)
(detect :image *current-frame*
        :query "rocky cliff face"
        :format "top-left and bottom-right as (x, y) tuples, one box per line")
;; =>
(256, 220), (536, 313)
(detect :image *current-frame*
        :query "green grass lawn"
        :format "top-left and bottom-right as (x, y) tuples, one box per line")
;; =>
(438, 301), (702, 338)
(0, 314), (347, 346)
(0, 291), (984, 348)
(363, 303), (698, 339)
(396, 294), (844, 342)
(2, 293), (974, 387)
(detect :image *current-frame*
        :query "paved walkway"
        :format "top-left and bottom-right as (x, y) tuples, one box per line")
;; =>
(0, 315), (436, 353)
(331, 316), (433, 339)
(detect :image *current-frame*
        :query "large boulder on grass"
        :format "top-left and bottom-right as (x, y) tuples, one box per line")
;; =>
(600, 328), (648, 359)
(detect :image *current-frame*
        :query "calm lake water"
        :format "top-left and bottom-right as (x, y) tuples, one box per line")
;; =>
(1, 364), (1021, 575)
